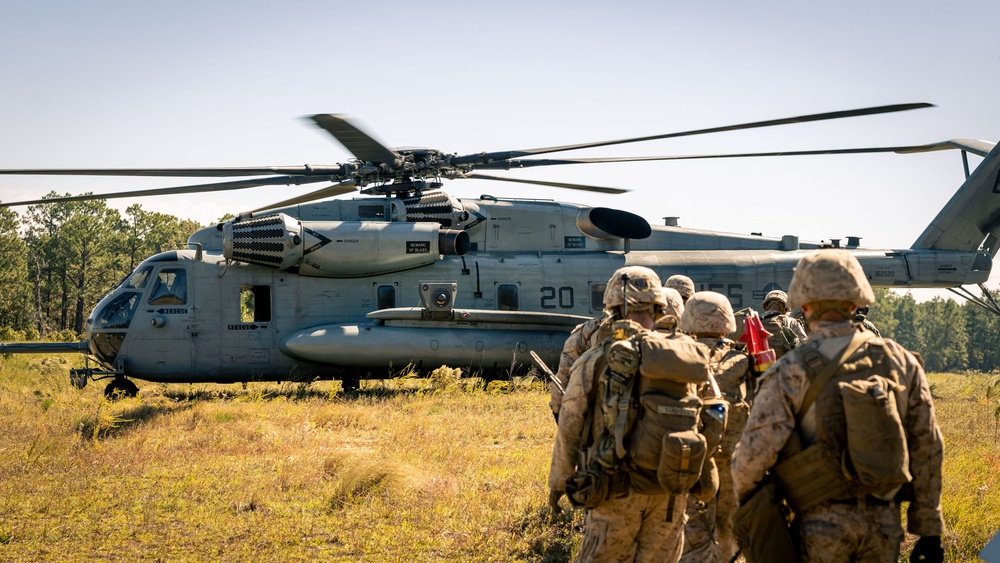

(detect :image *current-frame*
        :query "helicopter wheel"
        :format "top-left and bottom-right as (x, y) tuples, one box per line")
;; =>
(104, 378), (139, 400)
(340, 377), (360, 392)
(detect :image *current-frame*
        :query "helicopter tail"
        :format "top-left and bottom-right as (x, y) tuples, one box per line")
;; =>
(910, 139), (1000, 255)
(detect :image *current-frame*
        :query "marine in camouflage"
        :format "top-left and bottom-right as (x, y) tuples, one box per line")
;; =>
(549, 268), (673, 419)
(679, 294), (750, 563)
(666, 274), (695, 303)
(549, 311), (614, 419)
(762, 289), (809, 349)
(734, 319), (943, 555)
(549, 341), (689, 562)
(733, 249), (943, 561)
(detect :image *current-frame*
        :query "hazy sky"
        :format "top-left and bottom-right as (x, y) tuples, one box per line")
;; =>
(2, 1), (999, 300)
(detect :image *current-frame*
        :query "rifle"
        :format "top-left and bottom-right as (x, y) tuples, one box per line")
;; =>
(530, 350), (564, 395)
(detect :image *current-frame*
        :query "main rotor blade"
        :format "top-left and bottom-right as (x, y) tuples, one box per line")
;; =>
(252, 180), (358, 212)
(0, 165), (346, 177)
(472, 141), (971, 170)
(464, 173), (627, 194)
(0, 175), (339, 207)
(452, 103), (934, 165)
(310, 114), (400, 164)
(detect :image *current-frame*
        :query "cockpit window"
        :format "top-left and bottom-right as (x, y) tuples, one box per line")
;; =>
(148, 268), (188, 306)
(97, 292), (140, 329)
(122, 265), (153, 290)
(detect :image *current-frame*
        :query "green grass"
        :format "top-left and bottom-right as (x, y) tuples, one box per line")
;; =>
(0, 355), (996, 561)
(924, 372), (1000, 561)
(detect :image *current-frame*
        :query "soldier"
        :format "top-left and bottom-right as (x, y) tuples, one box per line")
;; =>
(548, 266), (705, 563)
(666, 274), (696, 303)
(732, 250), (944, 562)
(654, 287), (685, 331)
(549, 268), (672, 422)
(761, 289), (809, 356)
(679, 292), (750, 563)
(853, 306), (882, 337)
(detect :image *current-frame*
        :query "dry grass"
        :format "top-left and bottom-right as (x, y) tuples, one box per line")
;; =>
(0, 355), (996, 561)
(0, 355), (580, 562)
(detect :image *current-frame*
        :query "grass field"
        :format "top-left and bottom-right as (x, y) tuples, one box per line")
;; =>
(0, 355), (997, 562)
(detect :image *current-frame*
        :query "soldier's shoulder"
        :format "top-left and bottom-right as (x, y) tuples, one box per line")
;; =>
(574, 344), (606, 369)
(869, 336), (923, 367)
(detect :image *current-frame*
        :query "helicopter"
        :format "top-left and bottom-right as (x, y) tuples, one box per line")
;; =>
(1, 103), (999, 397)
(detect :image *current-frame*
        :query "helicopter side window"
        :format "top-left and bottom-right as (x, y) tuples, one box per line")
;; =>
(376, 285), (396, 310)
(591, 283), (607, 313)
(497, 284), (519, 311)
(148, 268), (188, 306)
(97, 292), (140, 329)
(240, 285), (272, 323)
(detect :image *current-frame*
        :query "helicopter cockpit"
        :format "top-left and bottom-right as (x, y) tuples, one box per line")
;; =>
(87, 254), (191, 366)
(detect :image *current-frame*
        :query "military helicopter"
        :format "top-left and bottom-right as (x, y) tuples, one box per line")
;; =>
(2, 103), (999, 397)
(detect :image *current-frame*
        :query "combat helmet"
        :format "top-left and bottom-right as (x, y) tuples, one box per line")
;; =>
(657, 287), (685, 319)
(665, 274), (695, 302)
(680, 291), (737, 335)
(786, 249), (875, 309)
(603, 266), (665, 312)
(762, 290), (789, 311)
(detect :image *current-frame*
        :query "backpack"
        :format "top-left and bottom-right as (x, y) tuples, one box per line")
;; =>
(760, 312), (799, 359)
(774, 332), (912, 512)
(705, 341), (752, 458)
(567, 321), (715, 507)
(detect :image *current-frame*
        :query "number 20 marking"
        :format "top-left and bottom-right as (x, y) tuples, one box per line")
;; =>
(541, 286), (574, 309)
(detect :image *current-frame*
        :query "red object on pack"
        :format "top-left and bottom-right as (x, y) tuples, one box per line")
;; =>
(740, 310), (777, 373)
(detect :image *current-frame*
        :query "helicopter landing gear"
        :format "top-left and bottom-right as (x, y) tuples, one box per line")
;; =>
(339, 376), (360, 392)
(104, 377), (139, 400)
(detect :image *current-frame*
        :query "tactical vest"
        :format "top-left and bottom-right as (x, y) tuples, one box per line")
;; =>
(773, 333), (911, 513)
(566, 322), (718, 509)
(760, 312), (798, 359)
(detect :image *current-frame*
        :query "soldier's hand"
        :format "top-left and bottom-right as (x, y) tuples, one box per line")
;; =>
(548, 489), (564, 515)
(910, 535), (943, 563)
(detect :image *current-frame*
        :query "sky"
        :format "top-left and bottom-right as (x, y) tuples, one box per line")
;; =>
(1, 1), (999, 301)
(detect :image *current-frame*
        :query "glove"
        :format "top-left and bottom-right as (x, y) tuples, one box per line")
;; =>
(548, 489), (564, 515)
(910, 535), (943, 563)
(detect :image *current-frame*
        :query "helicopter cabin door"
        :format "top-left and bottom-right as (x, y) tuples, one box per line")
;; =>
(221, 269), (276, 379)
(127, 265), (195, 378)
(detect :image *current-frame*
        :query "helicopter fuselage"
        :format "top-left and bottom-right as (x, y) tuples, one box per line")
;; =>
(79, 193), (991, 384)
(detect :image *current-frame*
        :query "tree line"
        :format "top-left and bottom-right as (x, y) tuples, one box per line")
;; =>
(1, 194), (998, 372)
(0, 194), (201, 340)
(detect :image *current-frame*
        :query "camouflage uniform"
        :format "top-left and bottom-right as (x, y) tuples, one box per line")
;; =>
(550, 275), (683, 420)
(767, 310), (808, 344)
(761, 289), (809, 350)
(853, 308), (881, 337)
(732, 250), (944, 562)
(550, 311), (614, 420)
(550, 344), (688, 563)
(680, 337), (750, 563)
(678, 293), (749, 563)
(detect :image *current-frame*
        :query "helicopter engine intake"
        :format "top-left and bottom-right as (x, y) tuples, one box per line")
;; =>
(224, 213), (469, 277)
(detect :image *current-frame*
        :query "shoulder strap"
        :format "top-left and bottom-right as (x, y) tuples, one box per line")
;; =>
(578, 343), (610, 456)
(794, 331), (873, 425)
